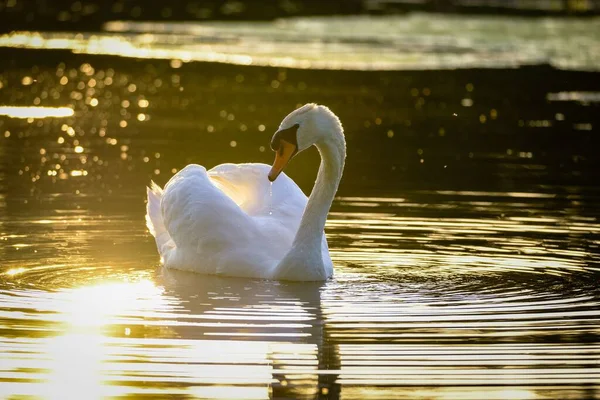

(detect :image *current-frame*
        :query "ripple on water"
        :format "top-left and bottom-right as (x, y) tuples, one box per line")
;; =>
(330, 192), (600, 278)
(0, 193), (599, 398)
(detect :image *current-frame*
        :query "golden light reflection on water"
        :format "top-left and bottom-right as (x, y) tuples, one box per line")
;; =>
(0, 106), (74, 119)
(0, 280), (169, 398)
(342, 387), (538, 400)
(42, 333), (108, 399)
(0, 193), (599, 398)
(58, 280), (163, 328)
(4, 267), (27, 276)
(0, 272), (328, 398)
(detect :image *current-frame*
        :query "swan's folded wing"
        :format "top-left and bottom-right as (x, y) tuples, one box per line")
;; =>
(160, 163), (296, 276)
(161, 165), (260, 258)
(208, 163), (307, 219)
(206, 163), (309, 266)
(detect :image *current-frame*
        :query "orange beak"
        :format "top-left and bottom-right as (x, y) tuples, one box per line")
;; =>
(268, 139), (297, 182)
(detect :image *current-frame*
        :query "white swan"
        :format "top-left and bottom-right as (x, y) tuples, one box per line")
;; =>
(145, 103), (345, 281)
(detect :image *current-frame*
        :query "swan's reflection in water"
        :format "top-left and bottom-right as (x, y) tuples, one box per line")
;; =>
(158, 269), (339, 399)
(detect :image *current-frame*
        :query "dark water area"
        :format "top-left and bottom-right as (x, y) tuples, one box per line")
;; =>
(0, 43), (600, 398)
(2, 48), (599, 195)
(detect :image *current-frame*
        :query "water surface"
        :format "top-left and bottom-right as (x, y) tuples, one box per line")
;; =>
(1, 14), (600, 71)
(1, 14), (600, 399)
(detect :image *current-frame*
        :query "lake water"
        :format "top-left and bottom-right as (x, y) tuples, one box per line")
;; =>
(1, 14), (600, 399)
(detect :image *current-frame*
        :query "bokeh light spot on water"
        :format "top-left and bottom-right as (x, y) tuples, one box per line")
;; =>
(461, 98), (473, 107)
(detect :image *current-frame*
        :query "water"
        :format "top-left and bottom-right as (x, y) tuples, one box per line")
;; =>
(1, 13), (600, 399)
(2, 14), (600, 71)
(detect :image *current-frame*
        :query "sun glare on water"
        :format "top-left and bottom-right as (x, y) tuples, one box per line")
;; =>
(57, 280), (162, 328)
(0, 106), (74, 119)
(30, 280), (165, 398)
(2, 274), (316, 397)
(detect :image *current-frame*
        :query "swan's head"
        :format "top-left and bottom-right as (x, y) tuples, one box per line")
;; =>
(268, 103), (343, 181)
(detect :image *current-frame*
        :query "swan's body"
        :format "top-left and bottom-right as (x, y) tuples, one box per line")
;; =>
(146, 104), (345, 281)
(146, 163), (332, 278)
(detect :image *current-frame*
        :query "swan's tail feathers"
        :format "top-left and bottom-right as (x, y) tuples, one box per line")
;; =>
(146, 181), (164, 236)
(146, 181), (174, 259)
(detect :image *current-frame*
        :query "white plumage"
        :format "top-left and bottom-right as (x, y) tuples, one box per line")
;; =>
(146, 104), (345, 281)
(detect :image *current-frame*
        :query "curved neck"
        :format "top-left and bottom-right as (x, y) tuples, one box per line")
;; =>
(292, 133), (345, 250)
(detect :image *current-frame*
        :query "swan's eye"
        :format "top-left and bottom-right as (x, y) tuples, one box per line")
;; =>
(271, 124), (299, 151)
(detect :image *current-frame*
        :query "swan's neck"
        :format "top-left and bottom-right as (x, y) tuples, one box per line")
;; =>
(272, 127), (345, 281)
(292, 132), (345, 254)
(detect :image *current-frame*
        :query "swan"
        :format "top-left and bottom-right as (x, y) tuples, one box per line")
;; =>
(145, 103), (345, 281)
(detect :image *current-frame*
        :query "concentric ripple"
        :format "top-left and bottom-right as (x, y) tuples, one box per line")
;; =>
(1, 190), (599, 399)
